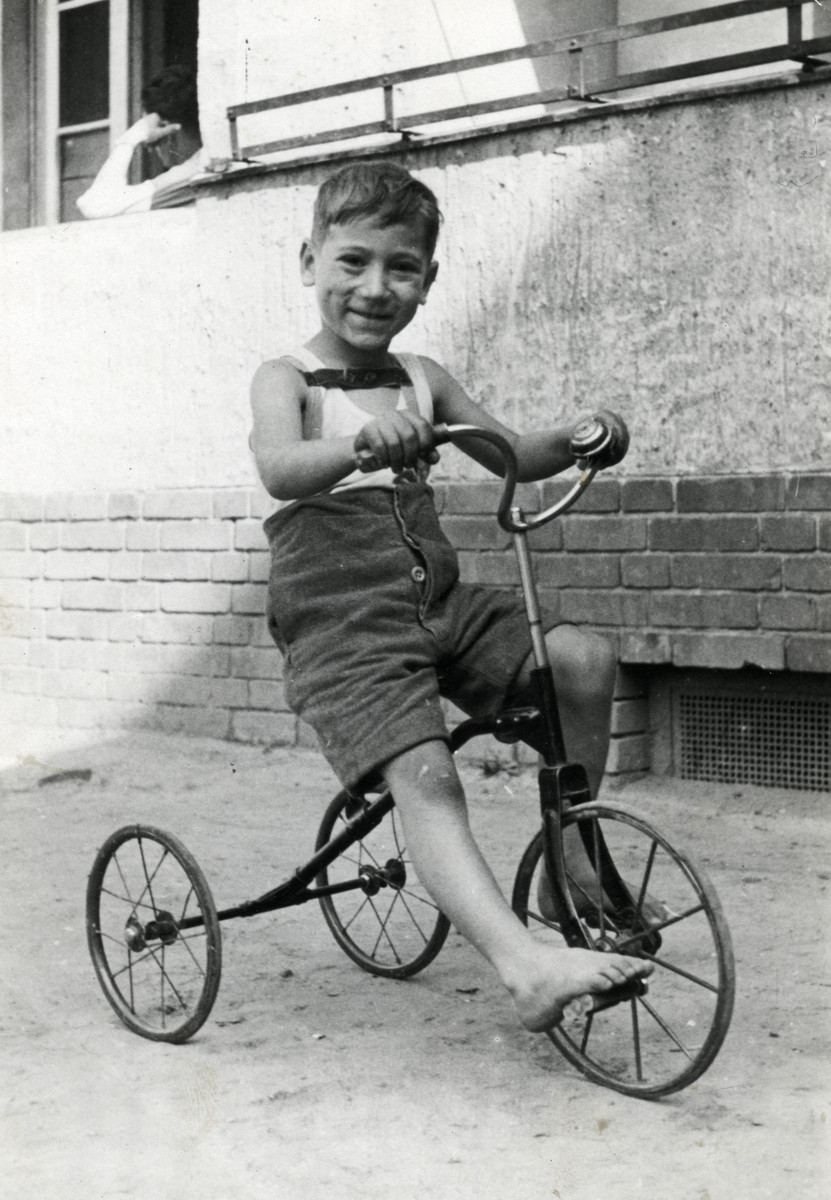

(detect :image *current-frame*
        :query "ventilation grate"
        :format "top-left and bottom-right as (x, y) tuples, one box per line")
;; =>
(677, 692), (831, 793)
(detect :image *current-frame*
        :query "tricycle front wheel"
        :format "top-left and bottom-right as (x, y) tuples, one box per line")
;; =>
(512, 801), (735, 1098)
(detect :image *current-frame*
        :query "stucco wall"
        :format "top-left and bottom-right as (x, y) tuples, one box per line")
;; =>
(1, 76), (829, 496)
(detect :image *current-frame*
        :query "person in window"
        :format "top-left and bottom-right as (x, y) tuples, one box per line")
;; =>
(77, 65), (202, 219)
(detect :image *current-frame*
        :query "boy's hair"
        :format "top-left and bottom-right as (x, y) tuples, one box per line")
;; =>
(312, 162), (442, 257)
(141, 65), (200, 133)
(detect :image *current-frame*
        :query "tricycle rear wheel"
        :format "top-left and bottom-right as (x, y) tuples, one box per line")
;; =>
(86, 824), (222, 1042)
(315, 790), (451, 978)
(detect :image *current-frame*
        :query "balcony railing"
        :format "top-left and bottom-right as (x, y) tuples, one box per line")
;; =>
(226, 1), (831, 165)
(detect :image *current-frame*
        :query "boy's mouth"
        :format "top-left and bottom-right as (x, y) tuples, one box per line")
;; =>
(349, 309), (390, 322)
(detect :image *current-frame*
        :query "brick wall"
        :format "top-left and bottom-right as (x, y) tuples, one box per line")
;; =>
(438, 472), (830, 776)
(0, 488), (292, 745)
(1, 473), (828, 775)
(438, 472), (831, 667)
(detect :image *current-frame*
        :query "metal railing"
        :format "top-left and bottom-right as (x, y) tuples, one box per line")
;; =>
(226, 1), (831, 164)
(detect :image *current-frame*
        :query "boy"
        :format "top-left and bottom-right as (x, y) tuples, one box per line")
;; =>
(250, 162), (652, 1031)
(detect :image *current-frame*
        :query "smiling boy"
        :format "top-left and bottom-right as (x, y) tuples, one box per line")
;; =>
(250, 162), (650, 1031)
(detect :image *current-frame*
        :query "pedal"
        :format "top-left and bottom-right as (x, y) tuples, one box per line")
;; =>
(591, 977), (648, 1014)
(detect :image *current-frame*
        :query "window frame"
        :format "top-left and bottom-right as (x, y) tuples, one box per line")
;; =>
(2, 0), (194, 228)
(42, 0), (130, 225)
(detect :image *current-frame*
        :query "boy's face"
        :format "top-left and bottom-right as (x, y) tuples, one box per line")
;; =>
(301, 216), (437, 359)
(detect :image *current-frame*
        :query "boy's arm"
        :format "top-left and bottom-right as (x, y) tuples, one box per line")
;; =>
(422, 358), (576, 482)
(252, 360), (440, 497)
(250, 360), (358, 499)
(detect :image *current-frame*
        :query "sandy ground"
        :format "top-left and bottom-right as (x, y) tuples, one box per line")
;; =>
(0, 725), (829, 1200)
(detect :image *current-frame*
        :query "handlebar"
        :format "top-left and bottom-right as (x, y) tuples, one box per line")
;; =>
(434, 424), (600, 534)
(356, 421), (604, 534)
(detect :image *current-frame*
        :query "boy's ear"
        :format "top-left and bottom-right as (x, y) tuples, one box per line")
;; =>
(300, 239), (316, 287)
(419, 260), (439, 304)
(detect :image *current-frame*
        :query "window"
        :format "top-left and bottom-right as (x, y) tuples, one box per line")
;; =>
(1, 0), (198, 229)
(52, 0), (125, 225)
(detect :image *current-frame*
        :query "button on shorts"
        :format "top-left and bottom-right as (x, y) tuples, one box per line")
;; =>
(264, 481), (557, 791)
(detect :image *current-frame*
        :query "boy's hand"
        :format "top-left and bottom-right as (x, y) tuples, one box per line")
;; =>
(353, 412), (439, 475)
(570, 410), (630, 470)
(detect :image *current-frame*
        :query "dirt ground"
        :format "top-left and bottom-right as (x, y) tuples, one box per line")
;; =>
(0, 725), (828, 1200)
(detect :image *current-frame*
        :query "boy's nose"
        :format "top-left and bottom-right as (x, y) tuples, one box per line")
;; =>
(357, 267), (389, 298)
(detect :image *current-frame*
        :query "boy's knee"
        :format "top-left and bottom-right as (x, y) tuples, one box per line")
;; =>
(584, 631), (617, 691)
(544, 626), (617, 703)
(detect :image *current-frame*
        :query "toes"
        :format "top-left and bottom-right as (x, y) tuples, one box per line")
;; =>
(598, 961), (630, 986)
(598, 956), (651, 985)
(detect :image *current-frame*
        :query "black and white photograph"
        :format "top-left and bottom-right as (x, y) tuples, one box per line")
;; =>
(1, 3), (829, 1197)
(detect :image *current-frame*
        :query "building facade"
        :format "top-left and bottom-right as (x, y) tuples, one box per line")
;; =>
(1, 1), (829, 789)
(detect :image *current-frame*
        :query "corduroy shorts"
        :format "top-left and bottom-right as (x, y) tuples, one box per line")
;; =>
(264, 481), (556, 791)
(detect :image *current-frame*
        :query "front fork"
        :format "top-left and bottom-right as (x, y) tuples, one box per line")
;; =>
(511, 514), (648, 1005)
(539, 761), (594, 950)
(539, 763), (650, 1008)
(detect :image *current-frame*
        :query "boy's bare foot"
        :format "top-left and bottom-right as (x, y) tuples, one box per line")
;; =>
(505, 946), (654, 1033)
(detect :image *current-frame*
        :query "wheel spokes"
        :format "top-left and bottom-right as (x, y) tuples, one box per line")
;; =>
(316, 792), (450, 978)
(512, 804), (734, 1097)
(633, 839), (659, 927)
(636, 993), (696, 1060)
(87, 826), (222, 1042)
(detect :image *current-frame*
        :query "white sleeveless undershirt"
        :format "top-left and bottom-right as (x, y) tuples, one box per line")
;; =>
(271, 347), (435, 511)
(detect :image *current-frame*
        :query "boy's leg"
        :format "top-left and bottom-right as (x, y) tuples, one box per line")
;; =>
(510, 622), (616, 795)
(513, 623), (614, 894)
(512, 625), (667, 920)
(382, 737), (652, 1032)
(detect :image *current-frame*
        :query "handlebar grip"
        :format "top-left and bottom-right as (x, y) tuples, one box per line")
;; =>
(353, 423), (452, 473)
